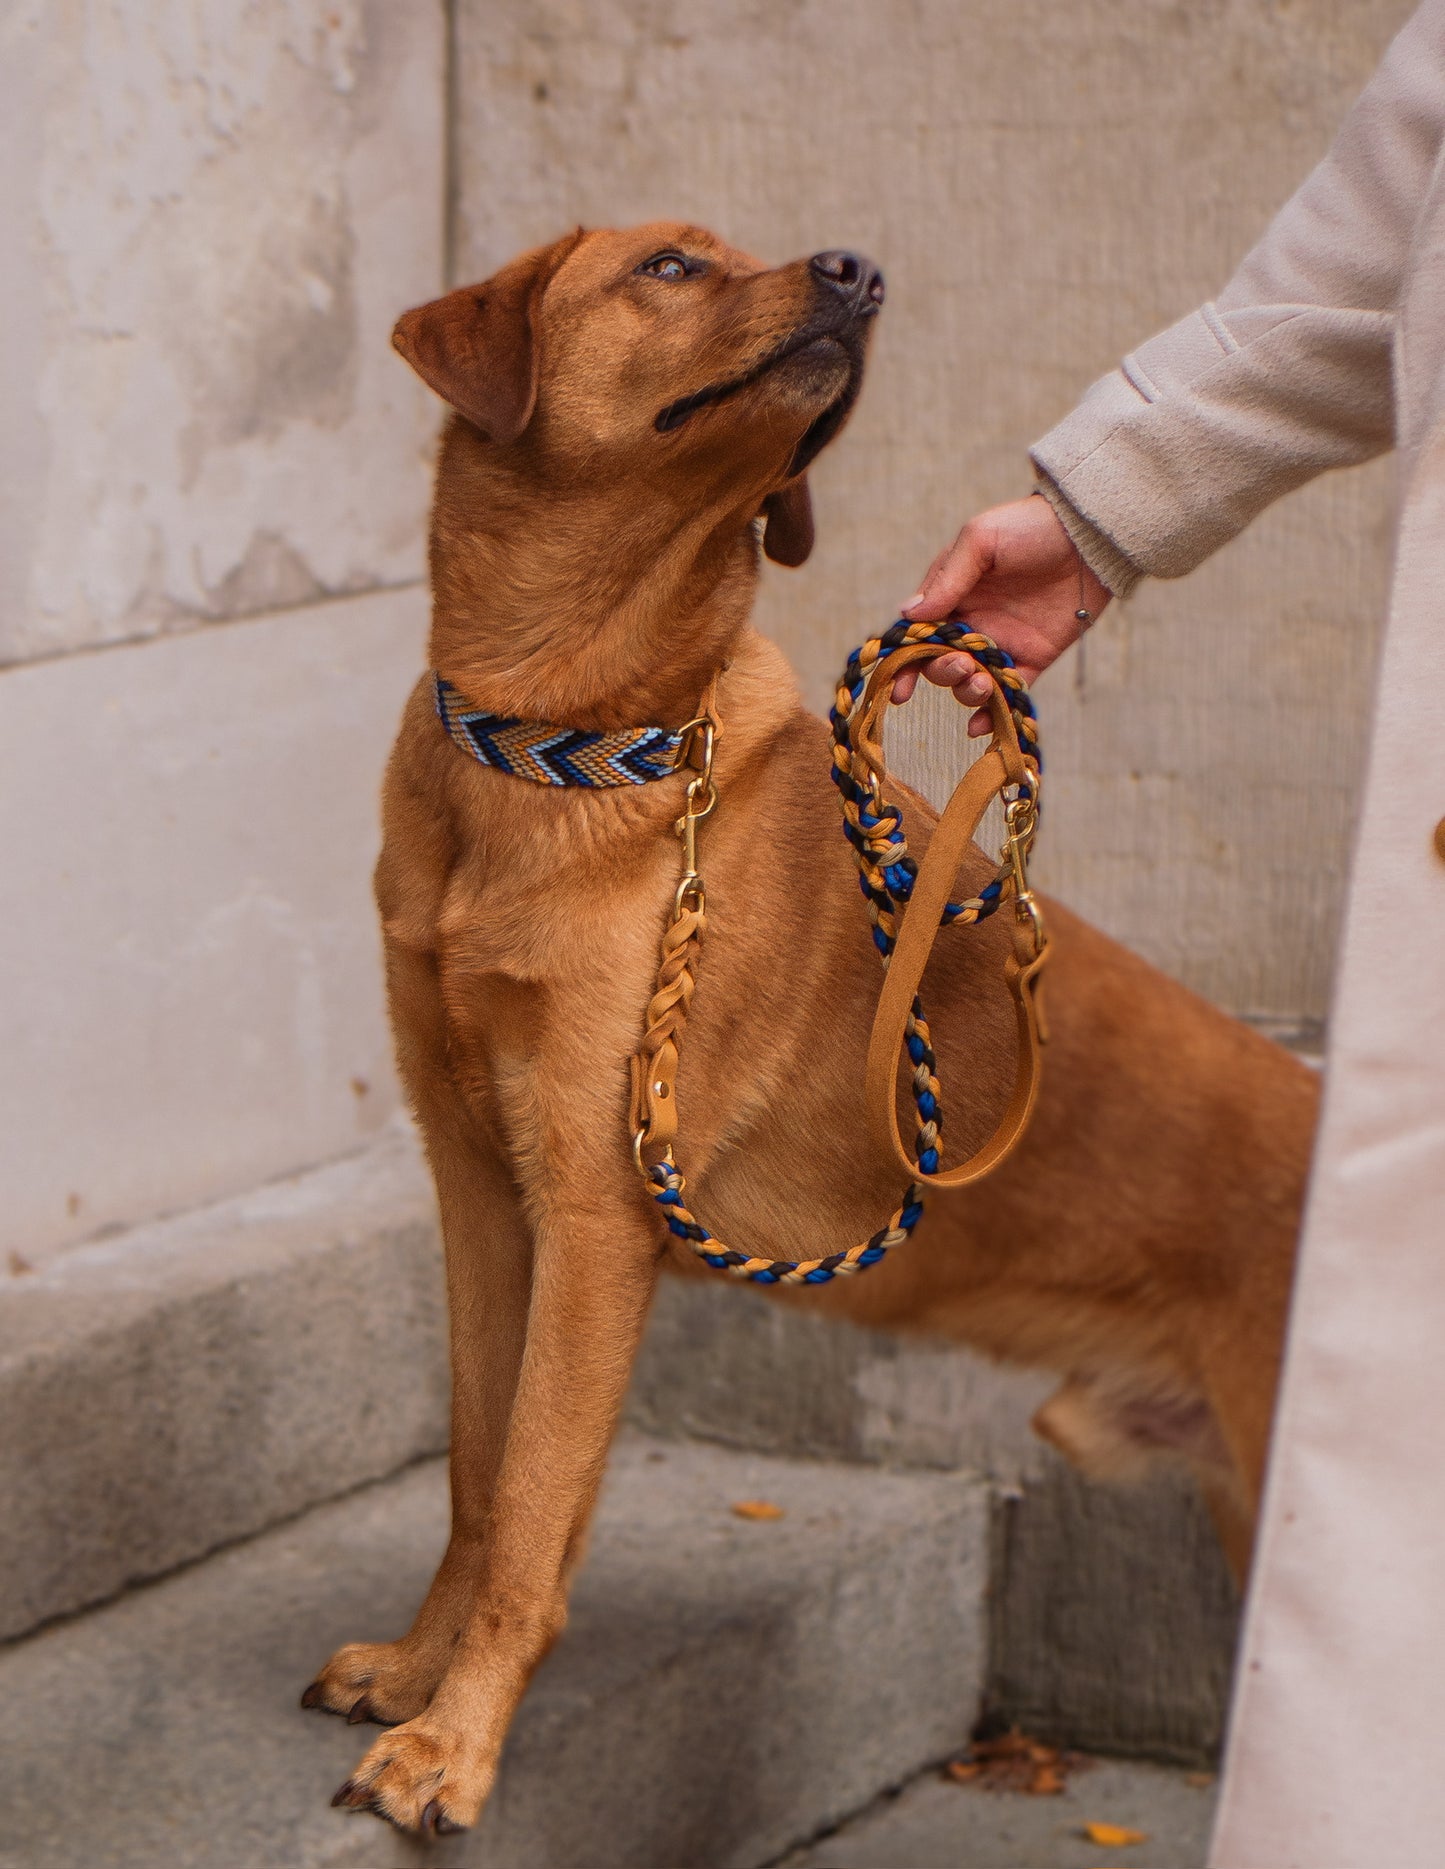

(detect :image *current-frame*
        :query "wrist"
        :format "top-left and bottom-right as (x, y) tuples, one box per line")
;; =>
(1032, 476), (1140, 601)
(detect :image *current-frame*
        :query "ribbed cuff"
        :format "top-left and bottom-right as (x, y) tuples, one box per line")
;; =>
(1033, 474), (1143, 601)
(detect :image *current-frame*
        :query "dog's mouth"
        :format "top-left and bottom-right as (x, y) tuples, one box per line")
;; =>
(654, 317), (871, 477)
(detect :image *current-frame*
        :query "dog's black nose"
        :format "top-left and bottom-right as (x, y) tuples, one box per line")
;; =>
(810, 250), (885, 310)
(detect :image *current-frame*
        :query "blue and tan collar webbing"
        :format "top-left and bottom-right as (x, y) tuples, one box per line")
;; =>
(434, 674), (698, 787)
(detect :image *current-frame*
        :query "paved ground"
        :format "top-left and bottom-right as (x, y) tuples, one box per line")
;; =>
(782, 1758), (1217, 1869)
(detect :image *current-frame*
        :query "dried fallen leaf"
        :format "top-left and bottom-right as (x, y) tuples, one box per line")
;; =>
(730, 1499), (785, 1521)
(943, 1731), (1090, 1797)
(1082, 1821), (1148, 1847)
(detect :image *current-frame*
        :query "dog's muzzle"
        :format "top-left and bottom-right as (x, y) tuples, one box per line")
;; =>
(654, 251), (884, 446)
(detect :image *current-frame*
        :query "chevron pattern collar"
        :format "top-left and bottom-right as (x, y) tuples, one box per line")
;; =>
(433, 673), (694, 787)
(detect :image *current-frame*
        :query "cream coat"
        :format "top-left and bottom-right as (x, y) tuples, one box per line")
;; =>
(1032, 8), (1445, 1864)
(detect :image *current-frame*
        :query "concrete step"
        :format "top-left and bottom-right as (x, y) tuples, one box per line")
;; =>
(2, 1124), (1236, 1761)
(0, 1433), (989, 1869)
(779, 1757), (1217, 1869)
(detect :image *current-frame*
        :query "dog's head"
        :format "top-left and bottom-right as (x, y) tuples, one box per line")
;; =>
(392, 222), (883, 568)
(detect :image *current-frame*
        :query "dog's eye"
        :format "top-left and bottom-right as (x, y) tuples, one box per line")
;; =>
(638, 252), (696, 281)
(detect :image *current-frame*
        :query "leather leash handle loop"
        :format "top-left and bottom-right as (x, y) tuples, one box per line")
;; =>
(859, 657), (1046, 1189)
(851, 644), (1030, 794)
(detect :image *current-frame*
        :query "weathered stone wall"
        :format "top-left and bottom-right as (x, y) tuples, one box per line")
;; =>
(0, 3), (444, 1260)
(454, 0), (1411, 1035)
(5, 1), (1411, 1258)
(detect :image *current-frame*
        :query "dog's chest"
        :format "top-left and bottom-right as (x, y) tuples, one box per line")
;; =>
(431, 838), (672, 1096)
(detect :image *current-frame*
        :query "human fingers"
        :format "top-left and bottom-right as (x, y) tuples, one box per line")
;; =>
(900, 522), (990, 623)
(891, 652), (991, 708)
(890, 549), (953, 700)
(921, 653), (992, 708)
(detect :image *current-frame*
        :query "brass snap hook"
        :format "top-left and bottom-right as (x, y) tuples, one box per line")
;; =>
(1013, 890), (1049, 962)
(632, 1133), (676, 1179)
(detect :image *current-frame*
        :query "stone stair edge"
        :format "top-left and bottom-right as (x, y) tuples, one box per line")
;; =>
(1, 1118), (434, 1319)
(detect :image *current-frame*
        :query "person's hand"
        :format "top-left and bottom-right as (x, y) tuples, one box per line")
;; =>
(891, 495), (1111, 736)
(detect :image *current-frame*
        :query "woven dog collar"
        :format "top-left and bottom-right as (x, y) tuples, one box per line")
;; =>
(433, 674), (686, 787)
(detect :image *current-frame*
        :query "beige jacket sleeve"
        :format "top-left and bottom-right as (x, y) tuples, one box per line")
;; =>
(1031, 0), (1445, 589)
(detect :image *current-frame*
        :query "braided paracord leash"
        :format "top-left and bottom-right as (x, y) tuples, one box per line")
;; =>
(634, 621), (1042, 1286)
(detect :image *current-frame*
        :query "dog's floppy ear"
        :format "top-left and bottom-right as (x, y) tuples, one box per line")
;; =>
(391, 228), (585, 443)
(761, 478), (814, 567)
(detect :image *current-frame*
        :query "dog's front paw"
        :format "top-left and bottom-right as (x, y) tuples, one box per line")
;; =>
(332, 1720), (491, 1835)
(300, 1638), (444, 1727)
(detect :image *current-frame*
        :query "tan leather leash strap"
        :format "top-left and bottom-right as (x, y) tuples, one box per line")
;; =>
(853, 647), (1048, 1188)
(628, 673), (723, 1161)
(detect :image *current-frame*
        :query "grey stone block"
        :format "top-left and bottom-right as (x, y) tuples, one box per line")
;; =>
(984, 1463), (1239, 1765)
(0, 1434), (990, 1869)
(630, 1278), (1052, 1482)
(0, 1126), (447, 1641)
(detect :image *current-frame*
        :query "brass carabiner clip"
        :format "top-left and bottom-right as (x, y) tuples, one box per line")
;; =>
(1003, 782), (1047, 961)
(1003, 790), (1037, 893)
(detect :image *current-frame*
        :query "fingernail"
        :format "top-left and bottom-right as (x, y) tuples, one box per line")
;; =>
(901, 591), (925, 614)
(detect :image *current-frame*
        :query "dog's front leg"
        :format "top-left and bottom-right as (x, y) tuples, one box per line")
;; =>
(304, 941), (536, 1728)
(302, 1128), (534, 1728)
(333, 1183), (660, 1835)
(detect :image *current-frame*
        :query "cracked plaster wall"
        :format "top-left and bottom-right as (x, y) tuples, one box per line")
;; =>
(1, 3), (444, 1257)
(2, 0), (442, 663)
(454, 0), (1411, 1028)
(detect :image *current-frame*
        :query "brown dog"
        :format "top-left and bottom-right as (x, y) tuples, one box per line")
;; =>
(301, 223), (1317, 1836)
